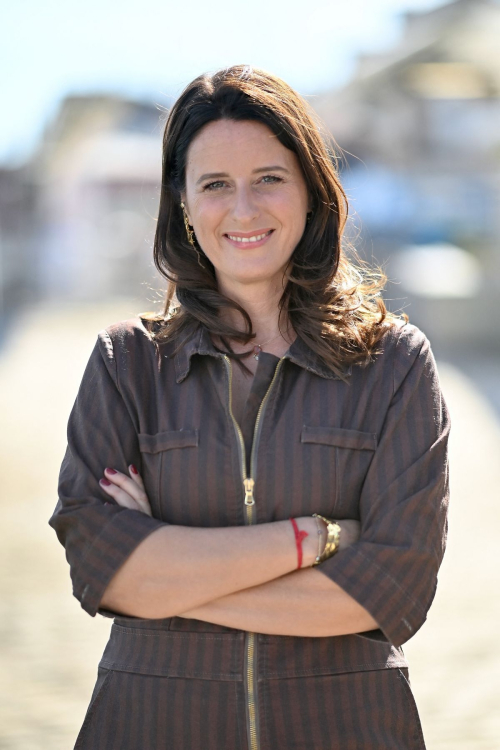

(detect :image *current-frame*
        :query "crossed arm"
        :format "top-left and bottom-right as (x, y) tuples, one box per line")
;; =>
(98, 467), (378, 638)
(178, 568), (378, 638)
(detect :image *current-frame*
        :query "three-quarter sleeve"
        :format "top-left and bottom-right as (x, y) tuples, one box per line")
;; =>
(318, 325), (450, 647)
(48, 329), (165, 618)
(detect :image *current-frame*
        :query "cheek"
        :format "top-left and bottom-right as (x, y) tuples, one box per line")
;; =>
(272, 190), (307, 225)
(191, 197), (224, 226)
(194, 208), (227, 253)
(273, 204), (307, 252)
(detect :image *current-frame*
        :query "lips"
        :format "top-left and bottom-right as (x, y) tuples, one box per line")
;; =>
(224, 229), (274, 243)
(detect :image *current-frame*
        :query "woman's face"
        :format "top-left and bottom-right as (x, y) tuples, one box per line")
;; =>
(181, 119), (311, 293)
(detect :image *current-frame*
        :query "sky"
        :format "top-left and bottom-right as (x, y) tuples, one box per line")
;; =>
(1, 0), (447, 168)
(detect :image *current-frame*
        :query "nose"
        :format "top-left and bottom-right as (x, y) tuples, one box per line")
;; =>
(229, 183), (259, 225)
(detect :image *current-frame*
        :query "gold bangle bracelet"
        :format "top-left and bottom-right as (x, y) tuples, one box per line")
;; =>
(311, 514), (341, 566)
(313, 515), (323, 562)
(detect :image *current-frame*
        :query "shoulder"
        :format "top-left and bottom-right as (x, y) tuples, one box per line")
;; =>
(376, 319), (429, 360)
(94, 315), (162, 386)
(387, 319), (429, 358)
(377, 318), (426, 349)
(97, 315), (158, 357)
(373, 320), (433, 394)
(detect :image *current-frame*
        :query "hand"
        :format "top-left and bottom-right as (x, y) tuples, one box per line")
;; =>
(99, 465), (153, 517)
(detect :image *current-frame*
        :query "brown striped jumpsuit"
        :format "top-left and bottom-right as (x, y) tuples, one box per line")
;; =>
(49, 315), (450, 749)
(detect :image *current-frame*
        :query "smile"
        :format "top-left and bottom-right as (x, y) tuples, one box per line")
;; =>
(226, 230), (273, 242)
(224, 229), (274, 247)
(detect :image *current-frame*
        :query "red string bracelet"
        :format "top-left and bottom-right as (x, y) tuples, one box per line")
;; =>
(290, 518), (309, 569)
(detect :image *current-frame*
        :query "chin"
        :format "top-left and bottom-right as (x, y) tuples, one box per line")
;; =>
(224, 262), (289, 284)
(233, 271), (284, 286)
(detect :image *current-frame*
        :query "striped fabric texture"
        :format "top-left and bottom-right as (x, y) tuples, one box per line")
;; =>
(49, 316), (450, 749)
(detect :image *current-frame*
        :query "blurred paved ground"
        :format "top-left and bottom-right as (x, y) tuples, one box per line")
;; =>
(0, 302), (499, 749)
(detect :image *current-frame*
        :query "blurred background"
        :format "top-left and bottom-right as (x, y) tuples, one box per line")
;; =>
(1, 0), (499, 747)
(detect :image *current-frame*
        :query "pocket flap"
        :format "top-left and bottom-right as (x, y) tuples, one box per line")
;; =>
(138, 429), (199, 454)
(100, 623), (244, 680)
(301, 426), (377, 451)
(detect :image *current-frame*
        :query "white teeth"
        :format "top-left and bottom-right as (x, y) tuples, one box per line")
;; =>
(227, 230), (272, 243)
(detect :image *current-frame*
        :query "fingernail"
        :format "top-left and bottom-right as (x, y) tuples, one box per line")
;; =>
(100, 478), (111, 486)
(105, 467), (117, 475)
(130, 464), (138, 475)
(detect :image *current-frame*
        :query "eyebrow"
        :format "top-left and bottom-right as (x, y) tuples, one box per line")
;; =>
(196, 165), (290, 185)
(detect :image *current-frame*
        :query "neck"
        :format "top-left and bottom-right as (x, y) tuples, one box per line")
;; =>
(217, 276), (292, 344)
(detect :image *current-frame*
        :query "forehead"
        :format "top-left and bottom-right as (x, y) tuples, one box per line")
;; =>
(185, 119), (296, 173)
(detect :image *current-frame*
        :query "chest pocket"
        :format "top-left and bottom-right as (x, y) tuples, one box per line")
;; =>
(138, 429), (199, 522)
(300, 426), (377, 517)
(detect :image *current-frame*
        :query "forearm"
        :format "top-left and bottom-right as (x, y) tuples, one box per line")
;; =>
(179, 566), (379, 637)
(100, 517), (319, 619)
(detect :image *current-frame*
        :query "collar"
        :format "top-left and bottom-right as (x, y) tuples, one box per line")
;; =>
(172, 324), (351, 383)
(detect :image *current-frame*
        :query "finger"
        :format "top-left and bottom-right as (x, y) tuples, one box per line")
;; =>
(128, 464), (145, 490)
(99, 478), (141, 511)
(128, 465), (153, 517)
(102, 468), (152, 517)
(103, 468), (147, 505)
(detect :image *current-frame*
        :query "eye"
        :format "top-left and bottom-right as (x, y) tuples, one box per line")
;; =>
(261, 175), (283, 184)
(203, 180), (226, 191)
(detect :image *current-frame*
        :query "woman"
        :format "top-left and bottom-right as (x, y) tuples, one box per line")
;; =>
(49, 64), (450, 749)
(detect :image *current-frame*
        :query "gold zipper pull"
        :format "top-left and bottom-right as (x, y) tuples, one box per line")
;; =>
(244, 477), (255, 506)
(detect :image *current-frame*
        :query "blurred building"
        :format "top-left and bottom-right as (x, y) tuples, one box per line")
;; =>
(34, 94), (165, 302)
(0, 163), (38, 323)
(0, 94), (165, 324)
(313, 0), (500, 353)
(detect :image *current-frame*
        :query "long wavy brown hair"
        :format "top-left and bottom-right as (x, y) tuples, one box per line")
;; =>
(145, 64), (405, 379)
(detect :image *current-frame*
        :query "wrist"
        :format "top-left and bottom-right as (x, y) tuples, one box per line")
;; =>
(311, 514), (342, 565)
(314, 516), (328, 564)
(296, 516), (325, 568)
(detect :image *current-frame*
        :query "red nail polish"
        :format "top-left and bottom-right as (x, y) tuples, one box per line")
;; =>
(130, 464), (138, 475)
(105, 467), (117, 475)
(100, 478), (111, 486)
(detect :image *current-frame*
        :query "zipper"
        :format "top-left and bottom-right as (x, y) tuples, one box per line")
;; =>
(223, 354), (286, 750)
